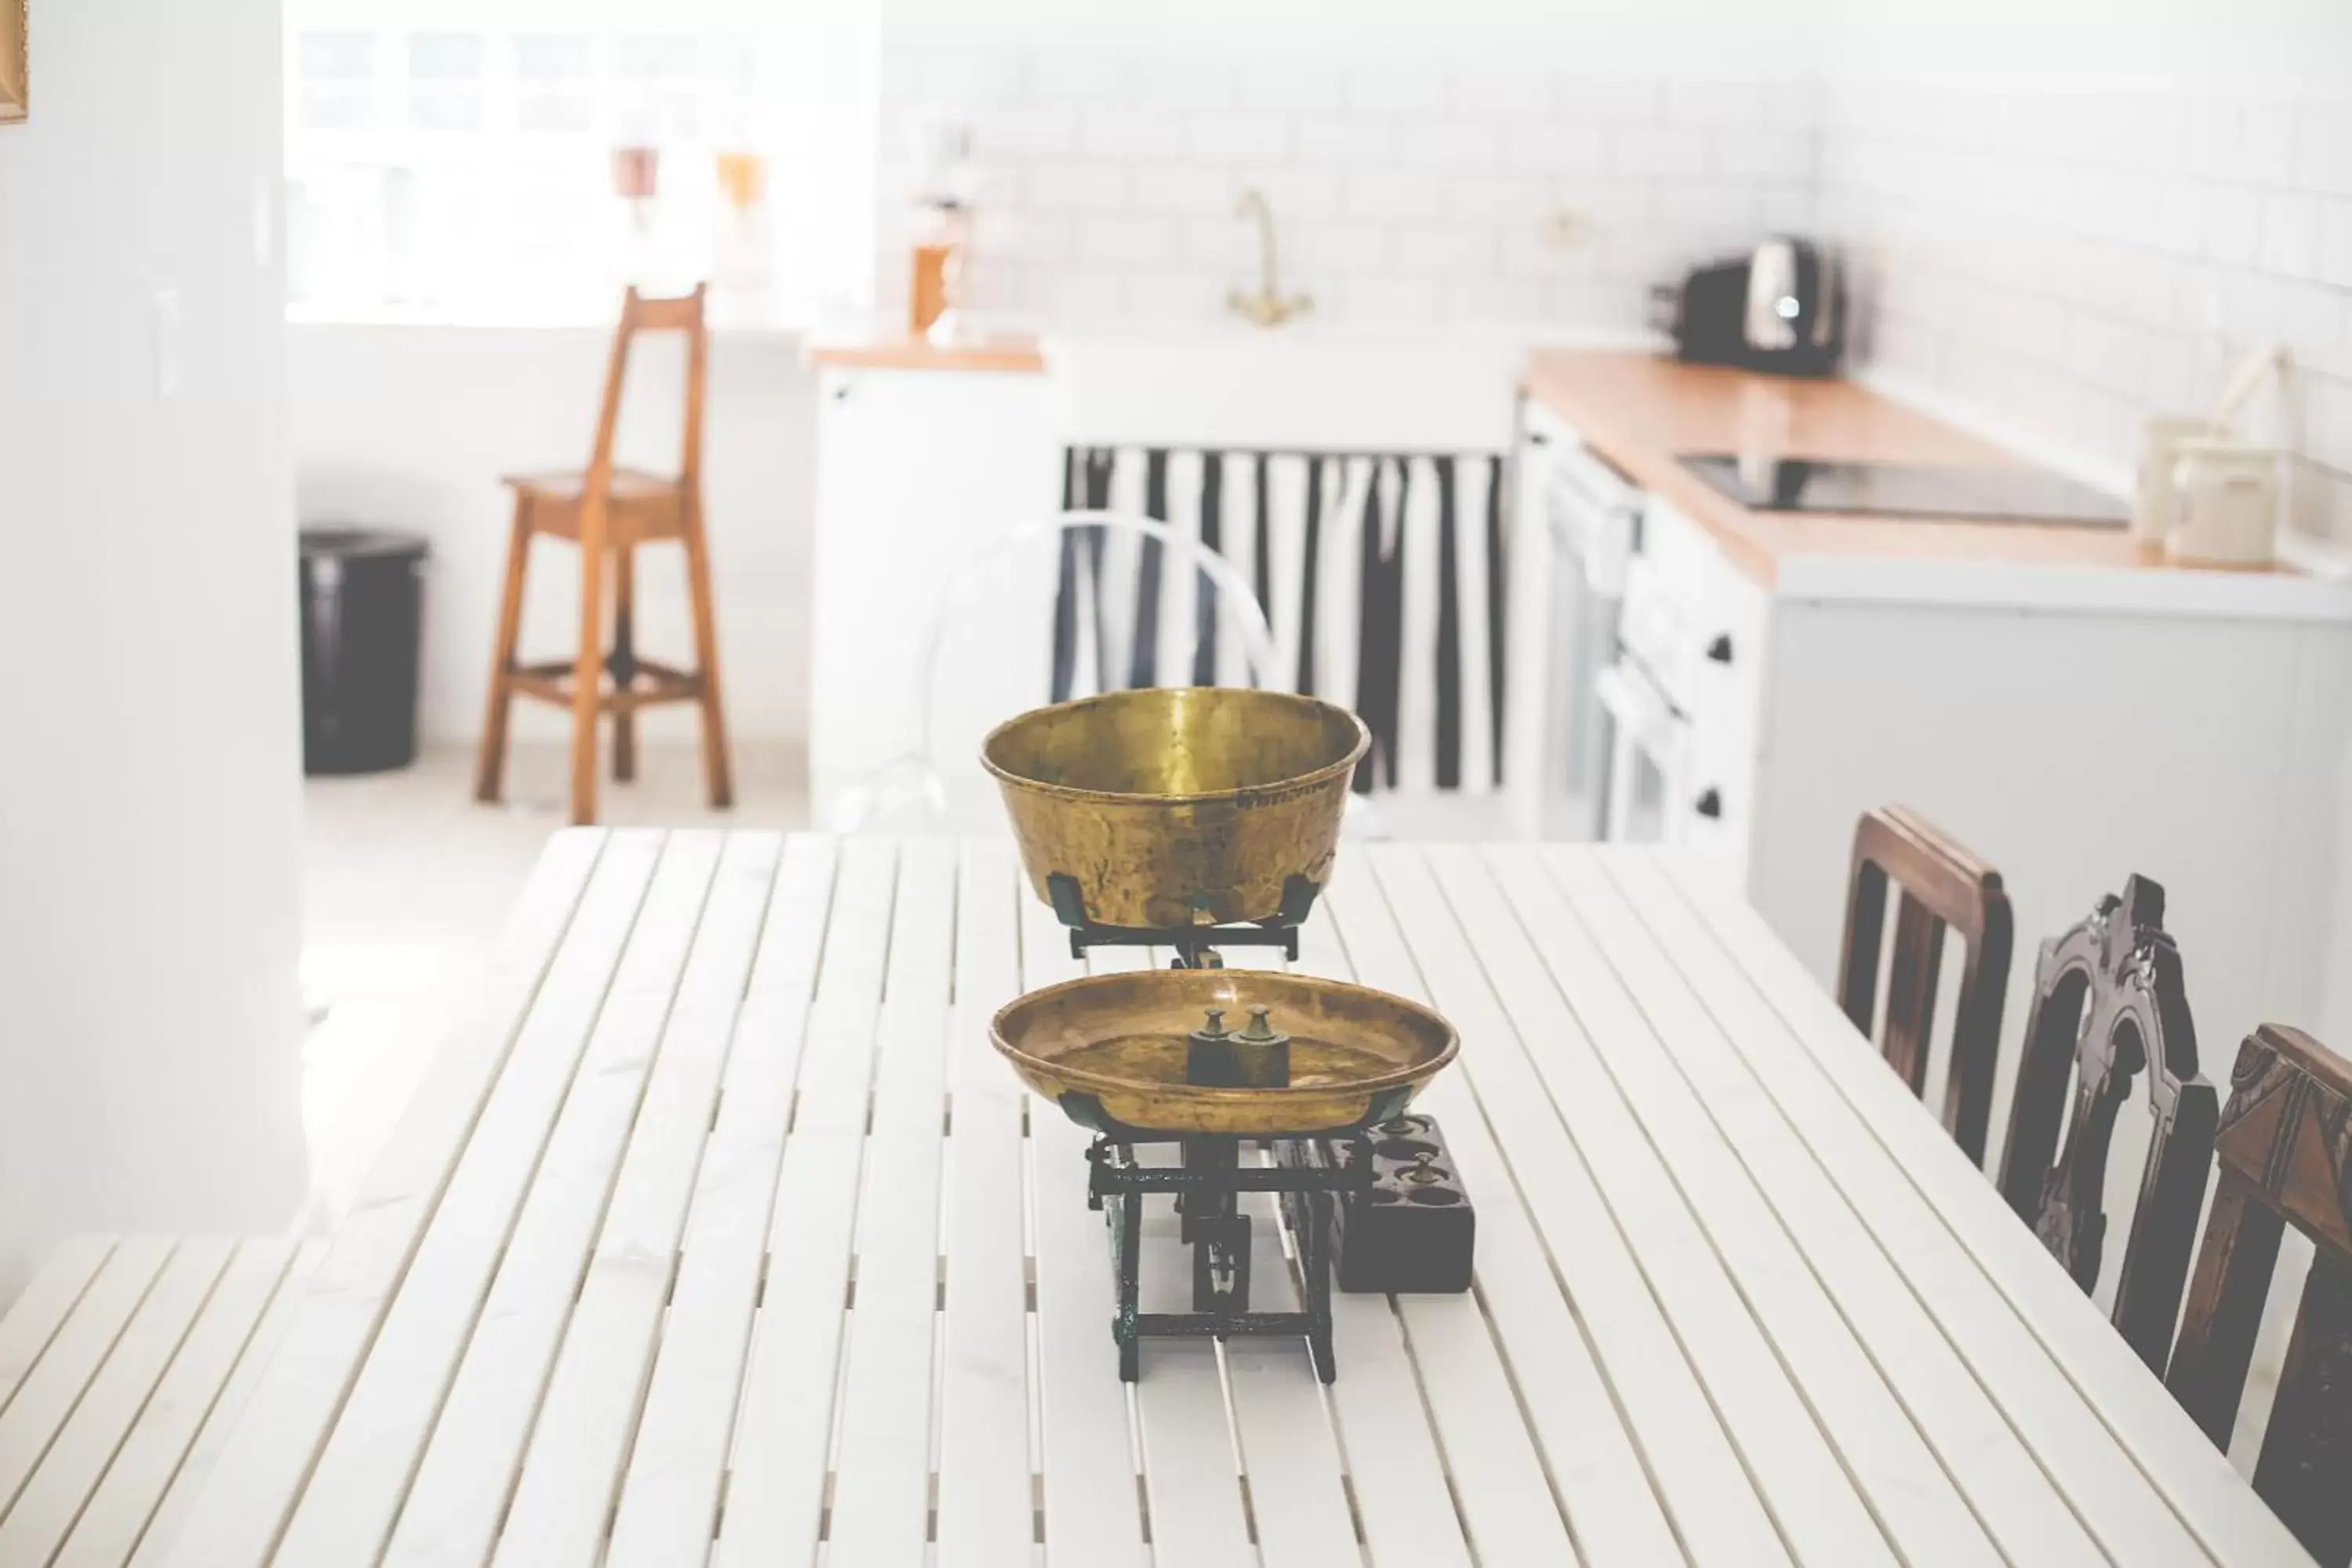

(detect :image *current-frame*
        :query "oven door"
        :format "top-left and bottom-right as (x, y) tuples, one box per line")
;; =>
(1594, 655), (1690, 846)
(1504, 413), (1638, 840)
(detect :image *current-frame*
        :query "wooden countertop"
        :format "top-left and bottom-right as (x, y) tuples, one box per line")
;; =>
(1519, 350), (2288, 586)
(806, 336), (1045, 375)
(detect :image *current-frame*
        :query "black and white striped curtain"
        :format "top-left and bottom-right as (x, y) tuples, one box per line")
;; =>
(1054, 445), (1508, 795)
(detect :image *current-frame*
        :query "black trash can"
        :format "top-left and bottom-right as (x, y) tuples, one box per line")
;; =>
(298, 527), (428, 775)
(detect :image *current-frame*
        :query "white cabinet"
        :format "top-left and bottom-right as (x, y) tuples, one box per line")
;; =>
(1630, 524), (2351, 1109)
(1593, 483), (2352, 1079)
(808, 365), (1058, 822)
(1595, 497), (1769, 885)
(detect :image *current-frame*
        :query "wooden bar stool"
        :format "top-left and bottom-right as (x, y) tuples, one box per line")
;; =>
(1996, 874), (2218, 1370)
(1835, 804), (2014, 1165)
(2168, 1023), (2352, 1563)
(472, 285), (732, 825)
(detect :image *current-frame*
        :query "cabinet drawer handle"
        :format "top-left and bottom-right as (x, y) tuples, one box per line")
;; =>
(1694, 787), (1723, 819)
(1705, 633), (1733, 664)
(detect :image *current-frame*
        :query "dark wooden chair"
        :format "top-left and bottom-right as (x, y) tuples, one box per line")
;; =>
(473, 285), (732, 826)
(1996, 874), (2218, 1370)
(1835, 805), (2014, 1164)
(2167, 1024), (2352, 1564)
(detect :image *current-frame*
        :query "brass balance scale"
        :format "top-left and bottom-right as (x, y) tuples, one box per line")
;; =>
(984, 688), (1472, 1382)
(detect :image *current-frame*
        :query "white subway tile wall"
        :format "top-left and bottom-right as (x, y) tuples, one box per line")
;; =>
(877, 44), (1816, 337)
(1816, 84), (2352, 543)
(877, 43), (2350, 544)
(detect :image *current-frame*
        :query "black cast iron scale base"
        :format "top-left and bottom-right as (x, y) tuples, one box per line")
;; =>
(1051, 873), (1362, 1379)
(1047, 873), (1468, 1381)
(1087, 1131), (1370, 1382)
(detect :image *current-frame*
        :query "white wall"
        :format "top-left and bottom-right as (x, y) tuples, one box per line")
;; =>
(290, 325), (815, 748)
(0, 1), (309, 1296)
(874, 27), (1819, 335)
(1804, 5), (2352, 1046)
(1810, 2), (2352, 543)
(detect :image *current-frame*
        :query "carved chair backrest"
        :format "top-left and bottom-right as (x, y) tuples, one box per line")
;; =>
(1835, 805), (2014, 1164)
(2165, 1025), (2352, 1566)
(1995, 874), (2218, 1370)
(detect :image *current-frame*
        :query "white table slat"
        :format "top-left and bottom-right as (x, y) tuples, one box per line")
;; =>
(1131, 1215), (1254, 1568)
(1646, 852), (2315, 1567)
(1307, 892), (1686, 1568)
(1394, 1074), (1686, 1568)
(1292, 906), (1483, 1568)
(1533, 851), (2121, 1566)
(1291, 895), (1584, 1567)
(0, 1236), (117, 1415)
(492, 833), (781, 1568)
(822, 1120), (944, 1566)
(712, 1127), (862, 1559)
(1222, 1184), (1360, 1568)
(746, 830), (840, 996)
(121, 1240), (326, 1568)
(1370, 844), (1907, 1566)
(165, 829), (606, 1568)
(1081, 942), (1257, 1568)
(383, 831), (724, 1568)
(1018, 890), (1149, 1566)
(828, 841), (957, 1563)
(0, 1237), (237, 1563)
(1326, 868), (1798, 1568)
(0, 1236), (175, 1519)
(935, 839), (1036, 1568)
(45, 1237), (302, 1568)
(604, 833), (836, 1568)
(789, 844), (900, 1144)
(0, 1234), (309, 1568)
(717, 837), (901, 1562)
(884, 834), (960, 1007)
(817, 835), (902, 1007)
(1204, 946), (1360, 1568)
(1417, 843), (2013, 1568)
(267, 829), (661, 1568)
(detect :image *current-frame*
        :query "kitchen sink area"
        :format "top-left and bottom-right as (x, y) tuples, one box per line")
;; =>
(1040, 325), (1530, 453)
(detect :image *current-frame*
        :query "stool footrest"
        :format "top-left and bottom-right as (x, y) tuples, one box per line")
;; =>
(506, 666), (703, 713)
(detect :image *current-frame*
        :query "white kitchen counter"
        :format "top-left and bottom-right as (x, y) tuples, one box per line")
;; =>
(1524, 349), (2352, 622)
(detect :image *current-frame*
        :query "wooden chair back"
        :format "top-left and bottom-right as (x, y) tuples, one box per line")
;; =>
(2167, 1024), (2352, 1564)
(1996, 874), (2217, 1369)
(1835, 806), (2014, 1163)
(583, 284), (709, 506)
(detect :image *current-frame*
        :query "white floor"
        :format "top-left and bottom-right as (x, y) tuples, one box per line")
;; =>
(298, 741), (808, 1224)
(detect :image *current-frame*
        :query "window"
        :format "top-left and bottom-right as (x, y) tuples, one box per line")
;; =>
(285, 4), (877, 328)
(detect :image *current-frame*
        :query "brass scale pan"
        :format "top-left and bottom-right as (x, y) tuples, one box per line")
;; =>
(983, 688), (1457, 1136)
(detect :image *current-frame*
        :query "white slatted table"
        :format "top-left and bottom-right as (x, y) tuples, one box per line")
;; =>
(0, 1236), (322, 1566)
(151, 831), (2310, 1566)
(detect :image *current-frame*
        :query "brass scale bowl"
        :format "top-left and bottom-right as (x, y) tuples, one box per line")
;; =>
(984, 687), (1457, 1136)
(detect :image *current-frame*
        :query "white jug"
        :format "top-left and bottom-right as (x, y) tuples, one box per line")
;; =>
(2166, 439), (2278, 568)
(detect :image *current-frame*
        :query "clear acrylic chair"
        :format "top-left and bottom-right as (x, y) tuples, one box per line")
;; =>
(830, 510), (1287, 835)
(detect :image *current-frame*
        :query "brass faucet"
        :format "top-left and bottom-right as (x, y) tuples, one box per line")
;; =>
(1227, 187), (1312, 328)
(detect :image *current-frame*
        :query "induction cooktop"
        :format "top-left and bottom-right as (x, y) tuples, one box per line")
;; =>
(1677, 454), (2129, 527)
